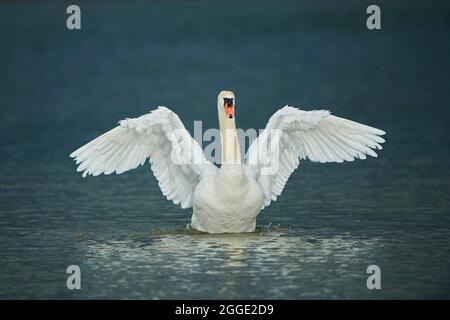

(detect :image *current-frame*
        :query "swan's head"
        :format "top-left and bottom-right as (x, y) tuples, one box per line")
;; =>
(217, 90), (235, 120)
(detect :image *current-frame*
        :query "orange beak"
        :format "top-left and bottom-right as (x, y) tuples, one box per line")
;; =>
(225, 104), (234, 119)
(224, 100), (234, 119)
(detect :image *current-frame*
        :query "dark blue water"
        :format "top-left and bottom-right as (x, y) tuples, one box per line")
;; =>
(1, 1), (450, 299)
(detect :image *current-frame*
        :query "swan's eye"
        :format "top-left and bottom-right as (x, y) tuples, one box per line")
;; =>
(223, 98), (234, 107)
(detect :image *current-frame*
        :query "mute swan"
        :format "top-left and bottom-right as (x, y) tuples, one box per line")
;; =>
(70, 90), (385, 233)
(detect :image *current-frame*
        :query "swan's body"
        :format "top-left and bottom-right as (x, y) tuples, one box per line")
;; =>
(70, 91), (385, 234)
(192, 164), (264, 233)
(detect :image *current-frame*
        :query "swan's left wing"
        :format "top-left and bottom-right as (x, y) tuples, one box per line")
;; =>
(245, 106), (386, 208)
(70, 107), (217, 209)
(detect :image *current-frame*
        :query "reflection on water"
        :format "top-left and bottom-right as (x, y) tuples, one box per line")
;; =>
(77, 228), (383, 299)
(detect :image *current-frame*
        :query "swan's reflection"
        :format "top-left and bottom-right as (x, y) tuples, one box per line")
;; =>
(78, 229), (383, 298)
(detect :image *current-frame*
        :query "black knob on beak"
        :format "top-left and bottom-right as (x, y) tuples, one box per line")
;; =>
(223, 97), (234, 107)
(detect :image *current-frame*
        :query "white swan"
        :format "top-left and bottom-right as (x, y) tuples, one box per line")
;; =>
(70, 90), (385, 234)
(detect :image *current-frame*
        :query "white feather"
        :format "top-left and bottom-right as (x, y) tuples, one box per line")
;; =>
(246, 106), (386, 208)
(70, 107), (218, 209)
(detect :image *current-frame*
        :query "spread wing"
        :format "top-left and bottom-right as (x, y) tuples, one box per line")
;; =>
(70, 106), (217, 208)
(246, 106), (386, 208)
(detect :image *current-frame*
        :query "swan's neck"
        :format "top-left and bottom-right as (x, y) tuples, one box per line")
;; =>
(219, 115), (241, 165)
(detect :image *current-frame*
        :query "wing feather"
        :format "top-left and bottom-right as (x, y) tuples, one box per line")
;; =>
(70, 107), (217, 209)
(246, 106), (385, 208)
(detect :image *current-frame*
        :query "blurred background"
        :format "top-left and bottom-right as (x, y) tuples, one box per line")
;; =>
(0, 0), (449, 299)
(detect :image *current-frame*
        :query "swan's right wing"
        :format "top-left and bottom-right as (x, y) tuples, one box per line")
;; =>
(245, 106), (386, 208)
(70, 107), (217, 209)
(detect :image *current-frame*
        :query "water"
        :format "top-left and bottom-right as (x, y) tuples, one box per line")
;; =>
(1, 0), (450, 299)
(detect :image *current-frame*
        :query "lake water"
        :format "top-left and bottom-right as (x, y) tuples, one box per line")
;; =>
(0, 1), (449, 299)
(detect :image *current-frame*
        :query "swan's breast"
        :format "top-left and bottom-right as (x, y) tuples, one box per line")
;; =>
(192, 169), (265, 233)
(194, 170), (263, 210)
